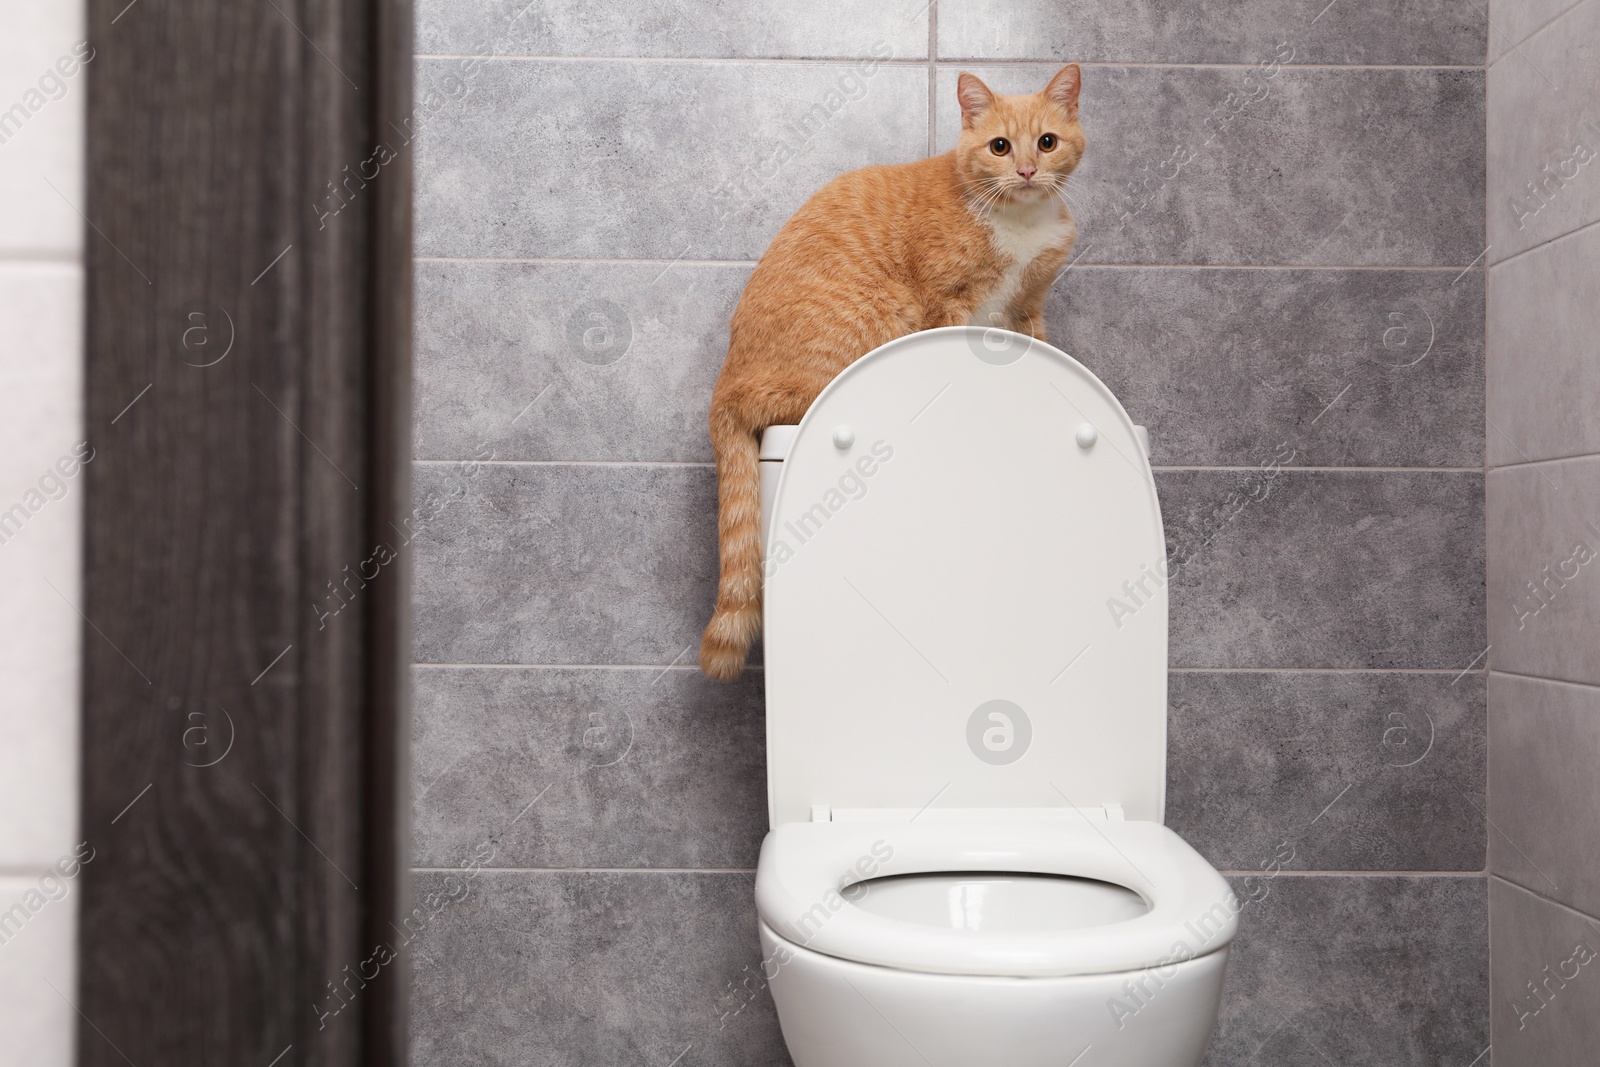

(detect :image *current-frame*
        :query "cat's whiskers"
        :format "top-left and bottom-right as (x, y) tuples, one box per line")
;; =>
(1045, 180), (1081, 209)
(1052, 173), (1102, 210)
(1038, 173), (1092, 219)
(1047, 185), (1083, 221)
(960, 175), (1008, 192)
(965, 178), (1013, 217)
(983, 184), (1022, 214)
(960, 176), (1012, 215)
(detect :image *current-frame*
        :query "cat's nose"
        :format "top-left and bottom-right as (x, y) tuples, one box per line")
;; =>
(1016, 166), (1037, 181)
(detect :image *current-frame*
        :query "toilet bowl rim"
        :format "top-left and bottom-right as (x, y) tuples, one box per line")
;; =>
(754, 817), (1240, 978)
(755, 916), (1234, 984)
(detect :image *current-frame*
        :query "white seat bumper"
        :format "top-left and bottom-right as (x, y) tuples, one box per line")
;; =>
(755, 816), (1239, 978)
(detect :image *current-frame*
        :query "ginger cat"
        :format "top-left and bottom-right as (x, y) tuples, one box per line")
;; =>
(699, 65), (1085, 680)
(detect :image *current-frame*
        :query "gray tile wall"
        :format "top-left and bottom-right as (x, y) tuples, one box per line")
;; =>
(410, 0), (1488, 1062)
(1485, 0), (1600, 1061)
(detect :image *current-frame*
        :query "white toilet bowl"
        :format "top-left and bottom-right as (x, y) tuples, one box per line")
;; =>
(755, 815), (1235, 1066)
(754, 328), (1236, 1065)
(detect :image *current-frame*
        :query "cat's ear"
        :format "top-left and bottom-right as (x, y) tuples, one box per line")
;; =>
(1043, 63), (1081, 121)
(957, 72), (996, 129)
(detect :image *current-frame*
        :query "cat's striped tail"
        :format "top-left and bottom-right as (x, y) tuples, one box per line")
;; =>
(700, 408), (763, 681)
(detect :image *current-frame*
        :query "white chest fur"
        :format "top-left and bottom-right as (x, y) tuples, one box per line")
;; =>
(969, 198), (1075, 326)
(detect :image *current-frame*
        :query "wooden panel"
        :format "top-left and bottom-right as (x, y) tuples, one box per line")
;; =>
(78, 1), (411, 1064)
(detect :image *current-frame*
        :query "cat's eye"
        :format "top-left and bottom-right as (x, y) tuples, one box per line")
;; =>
(1039, 133), (1058, 151)
(989, 137), (1010, 156)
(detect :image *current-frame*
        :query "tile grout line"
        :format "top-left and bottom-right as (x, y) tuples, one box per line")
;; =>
(413, 866), (759, 874)
(1482, 46), (1491, 712)
(1489, 214), (1600, 273)
(415, 53), (1483, 71)
(1217, 870), (1487, 878)
(0, 251), (84, 266)
(936, 59), (1485, 71)
(416, 256), (757, 266)
(926, 0), (937, 158)
(414, 459), (1483, 472)
(1154, 465), (1480, 473)
(410, 866), (1481, 877)
(419, 53), (939, 64)
(1490, 873), (1600, 923)
(0, 865), (71, 879)
(414, 662), (762, 670)
(411, 663), (1469, 673)
(414, 459), (716, 468)
(1488, 667), (1600, 692)
(1486, 449), (1600, 472)
(1171, 666), (1483, 674)
(419, 53), (934, 63)
(1482, 113), (1491, 722)
(415, 256), (1490, 271)
(1482, 124), (1494, 1041)
(1478, 41), (1498, 1023)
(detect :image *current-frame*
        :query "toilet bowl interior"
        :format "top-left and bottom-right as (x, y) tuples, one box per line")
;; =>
(847, 871), (1150, 934)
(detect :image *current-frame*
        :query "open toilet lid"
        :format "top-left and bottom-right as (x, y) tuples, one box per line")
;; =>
(763, 327), (1169, 827)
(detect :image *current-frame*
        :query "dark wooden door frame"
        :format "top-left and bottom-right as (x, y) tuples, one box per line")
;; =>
(79, 1), (412, 1064)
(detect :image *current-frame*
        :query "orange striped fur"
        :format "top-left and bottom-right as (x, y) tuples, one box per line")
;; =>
(700, 65), (1086, 680)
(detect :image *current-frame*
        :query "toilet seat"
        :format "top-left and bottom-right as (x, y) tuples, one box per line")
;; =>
(755, 815), (1238, 978)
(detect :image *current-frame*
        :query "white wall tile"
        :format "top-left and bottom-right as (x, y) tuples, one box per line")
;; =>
(1488, 0), (1588, 64)
(0, 872), (77, 1067)
(1487, 456), (1600, 685)
(1487, 0), (1600, 261)
(1487, 223), (1600, 465)
(0, 262), (83, 869)
(0, 263), (84, 479)
(0, 5), (85, 1059)
(0, 0), (88, 255)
